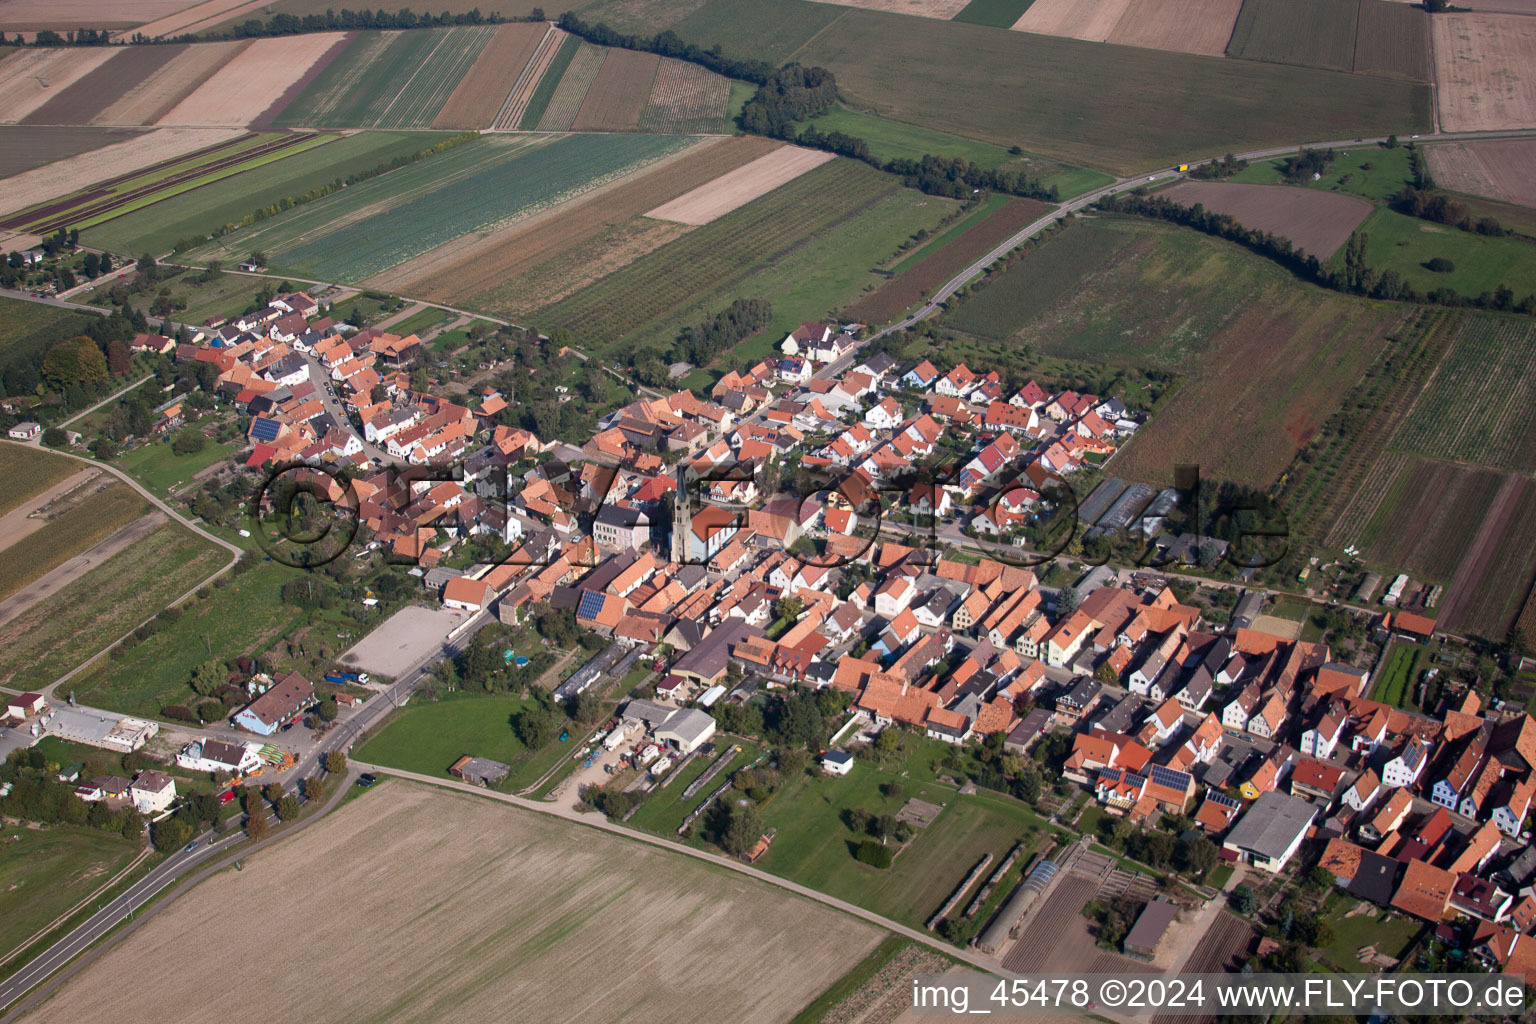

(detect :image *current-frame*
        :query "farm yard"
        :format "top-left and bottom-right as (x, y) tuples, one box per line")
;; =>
(941, 217), (1405, 488)
(80, 129), (456, 256)
(156, 33), (350, 126)
(796, 10), (1430, 173)
(1012, 0), (1245, 58)
(646, 146), (834, 225)
(0, 47), (118, 123)
(1157, 181), (1372, 258)
(16, 783), (887, 1024)
(375, 134), (781, 311)
(533, 158), (960, 359)
(430, 21), (548, 129)
(1431, 14), (1536, 131)
(225, 133), (695, 282)
(0, 131), (334, 237)
(1424, 139), (1536, 210)
(269, 26), (498, 129)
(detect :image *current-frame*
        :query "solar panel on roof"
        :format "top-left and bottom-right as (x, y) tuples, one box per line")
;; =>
(1149, 765), (1191, 789)
(250, 417), (281, 442)
(577, 590), (606, 620)
(1208, 791), (1240, 810)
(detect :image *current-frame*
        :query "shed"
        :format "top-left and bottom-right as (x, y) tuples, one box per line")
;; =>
(1124, 898), (1180, 960)
(822, 749), (854, 775)
(448, 756), (510, 787)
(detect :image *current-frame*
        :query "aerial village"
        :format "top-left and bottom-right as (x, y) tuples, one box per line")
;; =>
(117, 295), (1536, 976)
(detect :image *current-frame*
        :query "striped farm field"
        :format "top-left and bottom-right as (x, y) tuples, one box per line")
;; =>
(0, 47), (118, 123)
(158, 33), (350, 125)
(0, 131), (334, 236)
(533, 40), (605, 131)
(82, 130), (458, 256)
(20, 45), (185, 126)
(646, 146), (834, 225)
(1012, 0), (1242, 57)
(1356, 457), (1505, 582)
(0, 126), (146, 179)
(432, 21), (548, 129)
(270, 26), (497, 128)
(1227, 0), (1429, 79)
(196, 133), (693, 281)
(499, 28), (571, 129)
(571, 48), (661, 132)
(373, 134), (781, 308)
(537, 158), (960, 356)
(91, 41), (249, 126)
(638, 57), (731, 133)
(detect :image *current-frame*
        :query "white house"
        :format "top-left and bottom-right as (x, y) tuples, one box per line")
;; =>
(863, 396), (903, 431)
(7, 422), (41, 440)
(175, 738), (262, 775)
(1223, 790), (1316, 872)
(1300, 708), (1345, 759)
(1383, 737), (1431, 789)
(129, 771), (177, 815)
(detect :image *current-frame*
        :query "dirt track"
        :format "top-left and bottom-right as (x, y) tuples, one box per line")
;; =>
(0, 468), (98, 555)
(0, 511), (162, 628)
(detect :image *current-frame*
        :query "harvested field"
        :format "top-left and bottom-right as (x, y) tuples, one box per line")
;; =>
(570, 47), (660, 132)
(848, 197), (1051, 323)
(531, 38), (604, 131)
(1012, 0), (1133, 41)
(812, 0), (971, 18)
(1159, 180), (1372, 257)
(0, 0), (196, 31)
(1432, 13), (1536, 131)
(157, 33), (349, 126)
(128, 0), (273, 38)
(269, 31), (389, 126)
(1438, 474), (1536, 637)
(251, 32), (353, 128)
(1425, 139), (1536, 208)
(0, 47), (118, 123)
(0, 125), (143, 178)
(431, 21), (547, 129)
(0, 126), (244, 218)
(19, 782), (886, 1024)
(1105, 0), (1243, 57)
(377, 134), (780, 307)
(1354, 0), (1431, 80)
(638, 56), (731, 133)
(89, 40), (245, 126)
(645, 145), (835, 224)
(20, 46), (178, 126)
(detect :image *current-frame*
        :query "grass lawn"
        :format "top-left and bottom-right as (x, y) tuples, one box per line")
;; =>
(71, 561), (304, 718)
(117, 437), (239, 496)
(0, 522), (227, 691)
(1076, 803), (1107, 839)
(1370, 642), (1421, 708)
(0, 826), (141, 963)
(1318, 906), (1421, 971)
(387, 305), (455, 337)
(328, 293), (400, 327)
(1228, 146), (1413, 204)
(1208, 863), (1234, 889)
(0, 444), (81, 517)
(1355, 207), (1536, 301)
(797, 104), (1111, 198)
(627, 739), (764, 834)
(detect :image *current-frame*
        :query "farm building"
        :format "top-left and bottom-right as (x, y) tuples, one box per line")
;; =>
(41, 707), (158, 753)
(1077, 477), (1126, 524)
(449, 756), (510, 787)
(6, 692), (44, 719)
(1123, 898), (1180, 961)
(7, 422), (40, 440)
(1088, 482), (1155, 538)
(234, 672), (314, 736)
(655, 708), (717, 754)
(822, 750), (854, 775)
(975, 857), (1060, 955)
(1223, 790), (1317, 872)
(175, 738), (262, 775)
(442, 576), (492, 612)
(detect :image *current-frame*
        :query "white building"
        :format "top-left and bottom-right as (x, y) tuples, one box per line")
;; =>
(175, 738), (262, 775)
(129, 771), (177, 815)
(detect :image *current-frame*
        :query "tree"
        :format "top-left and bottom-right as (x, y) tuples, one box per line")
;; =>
(262, 783), (285, 803)
(190, 659), (225, 697)
(171, 430), (206, 456)
(106, 338), (131, 374)
(245, 804), (270, 840)
(1427, 256), (1455, 273)
(1176, 834), (1219, 876)
(854, 839), (893, 868)
(323, 751), (347, 774)
(513, 702), (558, 748)
(720, 801), (762, 857)
(151, 816), (193, 853)
(275, 794), (301, 821)
(1230, 883), (1258, 915)
(304, 774), (326, 802)
(316, 698), (338, 722)
(571, 689), (604, 725)
(41, 427), (67, 447)
(41, 336), (109, 391)
(777, 747), (808, 779)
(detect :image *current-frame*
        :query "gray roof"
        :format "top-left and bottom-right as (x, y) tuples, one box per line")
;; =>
(656, 708), (716, 746)
(621, 698), (674, 727)
(1124, 898), (1180, 953)
(1225, 790), (1316, 859)
(674, 619), (762, 680)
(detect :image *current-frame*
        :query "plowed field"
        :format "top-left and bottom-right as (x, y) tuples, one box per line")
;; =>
(90, 41), (247, 126)
(431, 20), (547, 129)
(157, 33), (349, 126)
(1159, 180), (1372, 257)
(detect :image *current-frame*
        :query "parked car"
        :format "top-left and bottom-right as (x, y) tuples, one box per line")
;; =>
(357, 773), (377, 788)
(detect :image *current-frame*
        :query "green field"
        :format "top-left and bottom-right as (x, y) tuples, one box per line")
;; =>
(953, 0), (1034, 27)
(892, 195), (1012, 272)
(519, 34), (580, 130)
(272, 26), (496, 128)
(117, 437), (240, 496)
(1355, 207), (1536, 302)
(188, 133), (692, 282)
(0, 827), (142, 963)
(386, 305), (456, 338)
(1, 133), (335, 239)
(88, 267), (283, 326)
(625, 739), (765, 834)
(0, 523), (227, 691)
(936, 216), (1406, 487)
(1371, 643), (1420, 707)
(796, 8), (1430, 174)
(71, 561), (304, 717)
(82, 131), (458, 256)
(797, 104), (1110, 198)
(0, 483), (147, 601)
(0, 444), (83, 517)
(1227, 0), (1429, 80)
(532, 158), (958, 358)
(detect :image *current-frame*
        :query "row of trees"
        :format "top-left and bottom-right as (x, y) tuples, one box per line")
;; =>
(0, 28), (111, 46)
(557, 12), (776, 85)
(152, 6), (520, 44)
(628, 297), (773, 385)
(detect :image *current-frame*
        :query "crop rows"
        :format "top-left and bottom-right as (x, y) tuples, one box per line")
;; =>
(281, 32), (391, 126)
(372, 25), (495, 129)
(540, 161), (892, 343)
(534, 41), (605, 132)
(638, 58), (731, 134)
(274, 133), (692, 281)
(1359, 459), (1503, 581)
(1390, 315), (1536, 470)
(1226, 0), (1357, 71)
(1452, 481), (1536, 639)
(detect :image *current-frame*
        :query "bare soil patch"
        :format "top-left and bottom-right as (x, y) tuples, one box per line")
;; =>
(19, 782), (884, 1024)
(157, 33), (349, 126)
(570, 47), (660, 132)
(1107, 0), (1244, 57)
(376, 135), (780, 304)
(0, 0), (196, 30)
(21, 46), (179, 126)
(433, 21), (546, 129)
(646, 145), (834, 225)
(810, 0), (971, 18)
(1438, 472), (1528, 632)
(0, 467), (98, 555)
(0, 125), (144, 177)
(128, 0), (272, 38)
(1013, 0), (1135, 41)
(0, 126), (243, 217)
(1432, 13), (1536, 131)
(1161, 180), (1372, 257)
(0, 48), (118, 123)
(91, 41), (246, 126)
(1425, 138), (1536, 208)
